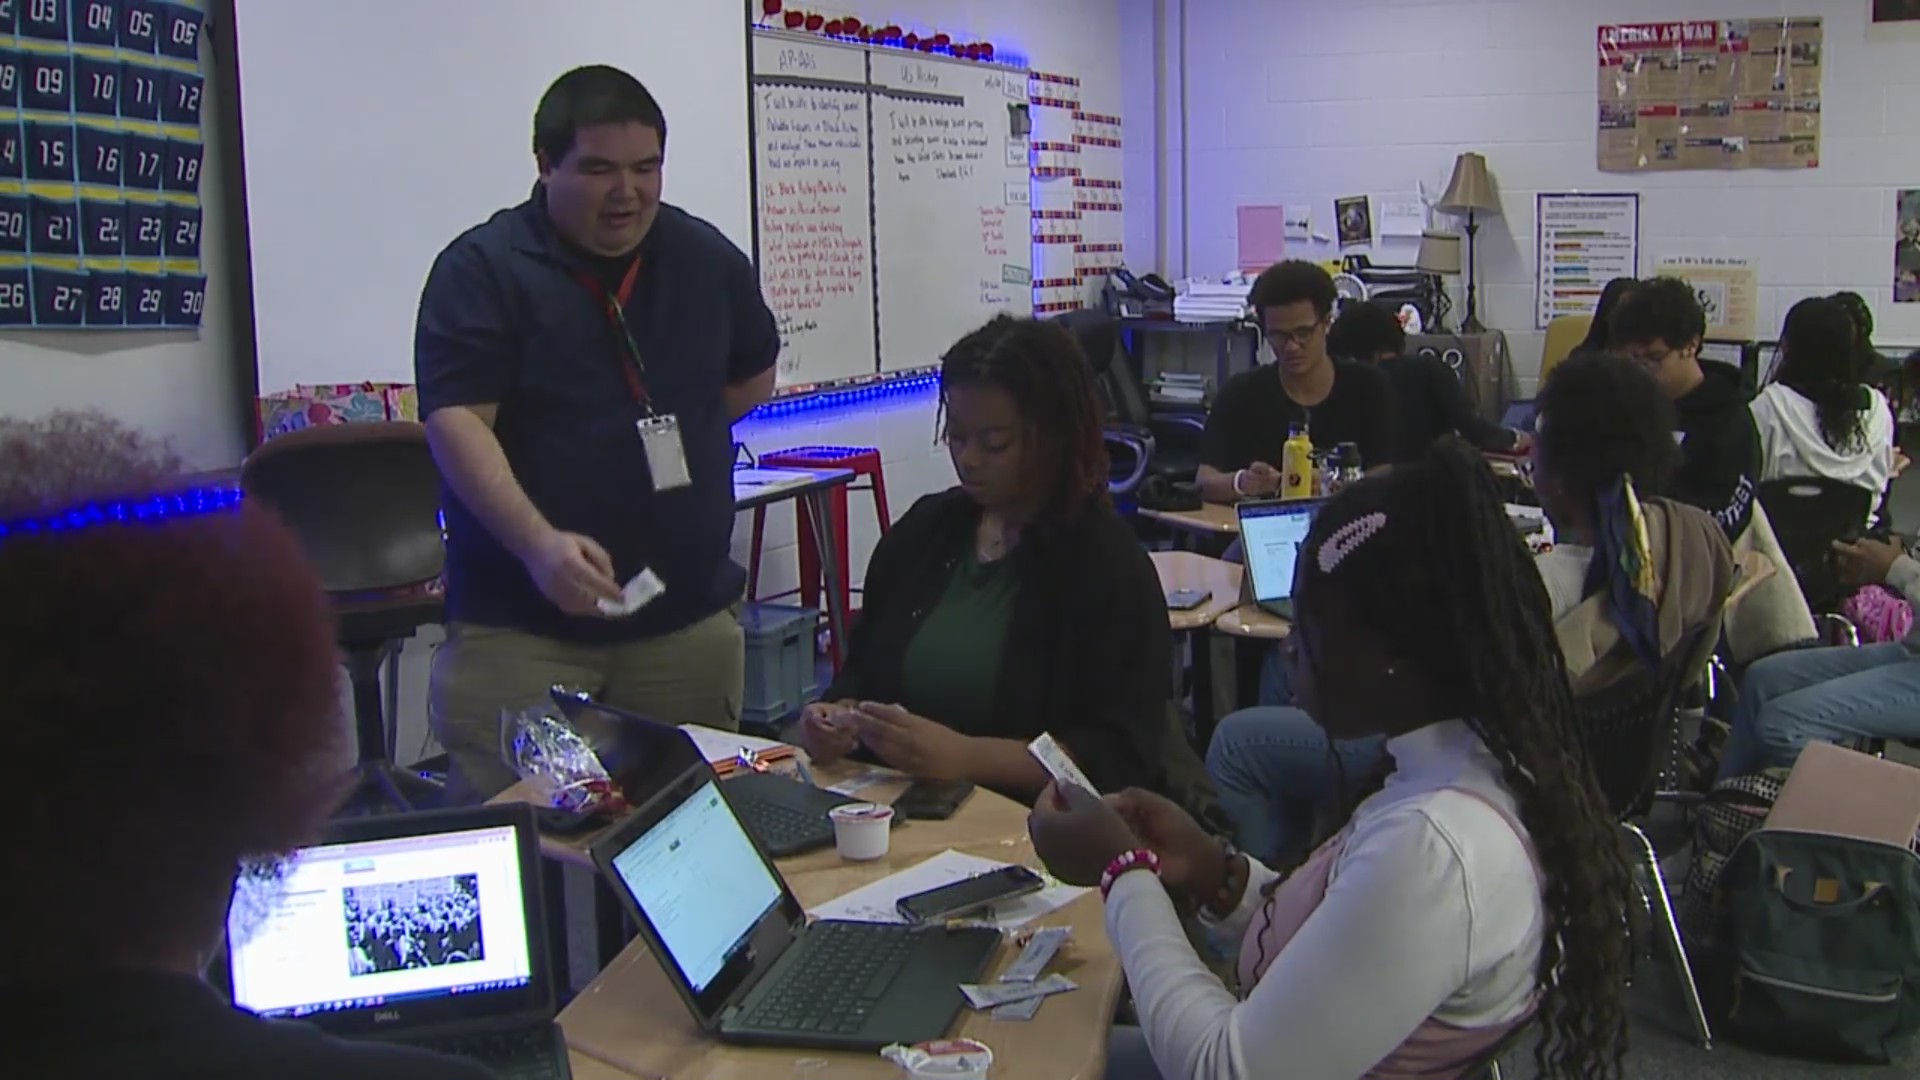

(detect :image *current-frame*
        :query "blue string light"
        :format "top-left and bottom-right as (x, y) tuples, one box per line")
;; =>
(0, 485), (244, 543)
(746, 372), (941, 422)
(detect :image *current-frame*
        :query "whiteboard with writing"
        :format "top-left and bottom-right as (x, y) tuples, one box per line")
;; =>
(752, 35), (876, 386)
(871, 56), (1033, 373)
(749, 30), (1032, 386)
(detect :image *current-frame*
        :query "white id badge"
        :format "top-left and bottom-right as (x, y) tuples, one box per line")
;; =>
(637, 414), (692, 492)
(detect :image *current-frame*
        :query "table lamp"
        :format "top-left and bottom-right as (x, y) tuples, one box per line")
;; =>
(1437, 152), (1500, 333)
(1415, 231), (1463, 332)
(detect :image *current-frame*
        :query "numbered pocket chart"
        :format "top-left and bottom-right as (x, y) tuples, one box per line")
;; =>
(0, 0), (208, 328)
(750, 29), (1031, 388)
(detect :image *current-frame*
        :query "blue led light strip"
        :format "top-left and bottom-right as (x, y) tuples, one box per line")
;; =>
(746, 371), (940, 422)
(0, 485), (244, 542)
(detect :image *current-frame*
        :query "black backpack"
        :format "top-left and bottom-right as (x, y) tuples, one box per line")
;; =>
(1706, 827), (1920, 1063)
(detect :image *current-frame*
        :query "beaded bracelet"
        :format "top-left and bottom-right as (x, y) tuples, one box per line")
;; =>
(1100, 849), (1162, 899)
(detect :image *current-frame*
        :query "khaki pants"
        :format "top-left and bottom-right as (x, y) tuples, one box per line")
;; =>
(430, 608), (744, 803)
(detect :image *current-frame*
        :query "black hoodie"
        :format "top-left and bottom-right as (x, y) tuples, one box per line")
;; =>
(1670, 360), (1759, 540)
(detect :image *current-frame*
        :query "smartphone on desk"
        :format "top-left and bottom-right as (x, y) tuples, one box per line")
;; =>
(894, 778), (976, 820)
(1166, 587), (1212, 611)
(896, 865), (1046, 924)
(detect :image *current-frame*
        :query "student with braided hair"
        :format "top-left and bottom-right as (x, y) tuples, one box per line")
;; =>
(1029, 438), (1634, 1080)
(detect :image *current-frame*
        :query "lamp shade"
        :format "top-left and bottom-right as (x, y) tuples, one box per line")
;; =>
(1437, 152), (1500, 216)
(1416, 231), (1463, 275)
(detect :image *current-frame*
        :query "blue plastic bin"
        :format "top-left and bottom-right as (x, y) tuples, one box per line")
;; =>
(739, 602), (820, 731)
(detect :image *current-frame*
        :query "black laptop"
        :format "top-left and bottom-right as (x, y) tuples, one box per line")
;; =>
(1236, 498), (1323, 618)
(550, 692), (873, 857)
(590, 770), (1000, 1050)
(222, 804), (569, 1080)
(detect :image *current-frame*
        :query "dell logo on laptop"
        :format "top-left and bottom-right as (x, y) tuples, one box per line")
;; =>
(374, 1010), (402, 1023)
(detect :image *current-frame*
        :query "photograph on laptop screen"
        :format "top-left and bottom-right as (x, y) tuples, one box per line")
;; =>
(345, 874), (485, 976)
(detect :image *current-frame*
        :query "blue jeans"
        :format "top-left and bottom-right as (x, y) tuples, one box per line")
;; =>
(1716, 642), (1920, 780)
(1204, 707), (1389, 866)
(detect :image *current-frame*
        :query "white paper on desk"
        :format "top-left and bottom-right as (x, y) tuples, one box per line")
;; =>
(808, 849), (1088, 931)
(676, 724), (793, 765)
(826, 767), (902, 797)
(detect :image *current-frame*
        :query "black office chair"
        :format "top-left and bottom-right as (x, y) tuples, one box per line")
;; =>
(242, 422), (447, 815)
(1056, 308), (1208, 486)
(1576, 623), (1719, 1049)
(1756, 476), (1874, 614)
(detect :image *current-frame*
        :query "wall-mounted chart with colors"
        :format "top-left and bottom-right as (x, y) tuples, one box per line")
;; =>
(0, 0), (209, 329)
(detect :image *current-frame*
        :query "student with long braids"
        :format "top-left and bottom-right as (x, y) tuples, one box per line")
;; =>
(1029, 439), (1634, 1080)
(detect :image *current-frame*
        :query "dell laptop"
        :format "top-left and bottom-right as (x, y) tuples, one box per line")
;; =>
(1237, 498), (1323, 619)
(590, 770), (1000, 1050)
(550, 692), (875, 857)
(222, 804), (570, 1080)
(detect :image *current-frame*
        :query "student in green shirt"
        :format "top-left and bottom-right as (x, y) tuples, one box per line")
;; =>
(792, 315), (1172, 800)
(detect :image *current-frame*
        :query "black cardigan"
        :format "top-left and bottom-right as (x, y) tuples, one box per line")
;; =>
(822, 488), (1171, 795)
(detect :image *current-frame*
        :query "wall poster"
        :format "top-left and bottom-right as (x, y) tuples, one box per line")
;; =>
(1597, 18), (1821, 173)
(1535, 192), (1640, 329)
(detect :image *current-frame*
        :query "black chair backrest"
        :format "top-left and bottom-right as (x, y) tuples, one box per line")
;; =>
(1575, 624), (1714, 817)
(1055, 308), (1152, 427)
(1756, 476), (1873, 612)
(241, 422), (445, 596)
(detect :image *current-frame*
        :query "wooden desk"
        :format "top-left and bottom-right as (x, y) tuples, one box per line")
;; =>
(1150, 550), (1242, 631)
(570, 1050), (654, 1080)
(1215, 603), (1290, 640)
(1138, 501), (1239, 540)
(558, 767), (1123, 1080)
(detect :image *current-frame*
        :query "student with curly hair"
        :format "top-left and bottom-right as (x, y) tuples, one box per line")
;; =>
(790, 315), (1172, 799)
(1030, 439), (1634, 1080)
(3, 413), (494, 1080)
(1609, 276), (1760, 539)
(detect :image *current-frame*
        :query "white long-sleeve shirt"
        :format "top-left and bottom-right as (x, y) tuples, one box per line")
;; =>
(1105, 720), (1543, 1080)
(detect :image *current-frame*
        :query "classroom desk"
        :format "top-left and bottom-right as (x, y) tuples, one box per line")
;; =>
(557, 766), (1124, 1080)
(569, 1050), (650, 1080)
(1138, 501), (1240, 542)
(1150, 550), (1243, 631)
(1215, 603), (1290, 640)
(734, 466), (858, 665)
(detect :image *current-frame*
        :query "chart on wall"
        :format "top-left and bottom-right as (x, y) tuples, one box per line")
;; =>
(1597, 18), (1821, 173)
(1534, 193), (1640, 329)
(0, 0), (209, 328)
(750, 29), (1031, 388)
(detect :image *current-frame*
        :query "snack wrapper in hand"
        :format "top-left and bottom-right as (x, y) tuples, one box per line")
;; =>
(503, 697), (629, 817)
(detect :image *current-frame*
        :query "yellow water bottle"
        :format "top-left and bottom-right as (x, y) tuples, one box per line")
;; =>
(1281, 422), (1314, 500)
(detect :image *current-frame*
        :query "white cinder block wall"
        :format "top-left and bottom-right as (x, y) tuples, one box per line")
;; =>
(383, 0), (1162, 762)
(1164, 0), (1920, 394)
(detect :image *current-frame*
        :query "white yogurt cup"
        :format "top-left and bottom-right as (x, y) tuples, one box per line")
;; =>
(882, 1038), (994, 1079)
(828, 802), (894, 861)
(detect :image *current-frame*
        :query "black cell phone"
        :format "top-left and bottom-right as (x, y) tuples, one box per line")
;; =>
(1166, 587), (1211, 611)
(896, 865), (1046, 924)
(894, 779), (976, 820)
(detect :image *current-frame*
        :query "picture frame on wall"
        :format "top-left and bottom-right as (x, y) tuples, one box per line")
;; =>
(1873, 0), (1920, 22)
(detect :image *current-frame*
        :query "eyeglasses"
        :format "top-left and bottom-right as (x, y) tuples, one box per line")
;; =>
(1262, 321), (1325, 350)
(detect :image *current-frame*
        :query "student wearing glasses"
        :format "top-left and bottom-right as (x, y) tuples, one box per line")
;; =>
(1195, 262), (1395, 504)
(1608, 276), (1760, 540)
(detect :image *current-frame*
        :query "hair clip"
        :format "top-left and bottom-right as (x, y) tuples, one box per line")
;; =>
(1316, 512), (1387, 573)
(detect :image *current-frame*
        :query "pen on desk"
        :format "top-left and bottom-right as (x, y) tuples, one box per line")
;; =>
(793, 755), (817, 787)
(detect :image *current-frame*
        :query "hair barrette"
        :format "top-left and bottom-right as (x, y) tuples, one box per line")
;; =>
(1317, 512), (1387, 573)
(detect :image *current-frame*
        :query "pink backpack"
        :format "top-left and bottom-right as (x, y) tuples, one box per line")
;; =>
(1841, 584), (1913, 644)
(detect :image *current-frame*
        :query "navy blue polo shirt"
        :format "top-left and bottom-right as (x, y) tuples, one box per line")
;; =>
(414, 190), (777, 643)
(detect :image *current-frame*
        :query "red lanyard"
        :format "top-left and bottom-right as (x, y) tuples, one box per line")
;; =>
(575, 259), (651, 408)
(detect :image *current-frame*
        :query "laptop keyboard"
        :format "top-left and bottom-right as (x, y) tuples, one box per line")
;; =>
(733, 796), (834, 852)
(739, 922), (916, 1035)
(417, 1026), (565, 1080)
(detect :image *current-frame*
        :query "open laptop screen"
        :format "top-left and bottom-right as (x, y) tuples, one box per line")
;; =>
(608, 779), (783, 995)
(1239, 500), (1319, 604)
(227, 824), (533, 1020)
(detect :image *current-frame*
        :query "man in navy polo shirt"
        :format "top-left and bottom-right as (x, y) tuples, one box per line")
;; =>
(415, 66), (779, 802)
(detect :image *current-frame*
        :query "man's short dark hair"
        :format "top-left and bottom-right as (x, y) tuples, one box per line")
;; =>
(533, 66), (667, 164)
(1535, 351), (1679, 505)
(1325, 302), (1406, 361)
(1248, 260), (1338, 321)
(1608, 276), (1706, 350)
